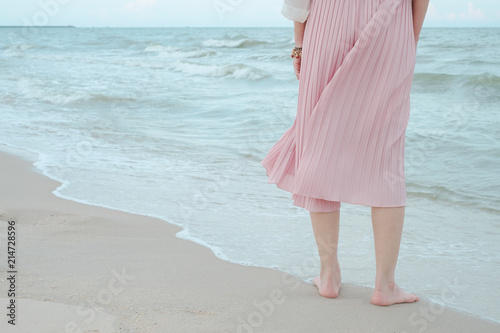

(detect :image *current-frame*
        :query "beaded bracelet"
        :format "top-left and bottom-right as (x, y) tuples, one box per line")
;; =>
(291, 47), (302, 59)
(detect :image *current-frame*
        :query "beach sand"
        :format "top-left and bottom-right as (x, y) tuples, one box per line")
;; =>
(0, 147), (499, 333)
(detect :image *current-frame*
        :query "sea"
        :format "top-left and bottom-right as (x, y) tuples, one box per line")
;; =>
(1, 27), (499, 324)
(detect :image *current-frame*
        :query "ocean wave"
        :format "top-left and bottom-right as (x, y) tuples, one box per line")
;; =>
(412, 72), (500, 97)
(144, 45), (179, 53)
(169, 61), (269, 80)
(462, 73), (500, 91)
(8, 51), (169, 72)
(3, 44), (43, 54)
(406, 181), (500, 213)
(17, 78), (89, 105)
(16, 78), (136, 106)
(413, 72), (500, 85)
(9, 44), (37, 50)
(144, 44), (216, 58)
(201, 38), (268, 48)
(248, 53), (288, 62)
(87, 94), (137, 104)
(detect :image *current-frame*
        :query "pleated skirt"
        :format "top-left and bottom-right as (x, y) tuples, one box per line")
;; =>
(260, 0), (417, 212)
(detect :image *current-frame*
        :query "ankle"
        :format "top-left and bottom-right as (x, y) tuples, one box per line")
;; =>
(320, 270), (335, 280)
(321, 269), (341, 282)
(375, 279), (395, 291)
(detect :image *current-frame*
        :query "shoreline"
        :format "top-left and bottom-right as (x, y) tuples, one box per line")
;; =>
(0, 145), (499, 332)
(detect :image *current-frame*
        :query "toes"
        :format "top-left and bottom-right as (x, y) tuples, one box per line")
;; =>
(404, 292), (419, 303)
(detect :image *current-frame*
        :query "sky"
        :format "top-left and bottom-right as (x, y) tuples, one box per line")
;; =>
(0, 0), (499, 28)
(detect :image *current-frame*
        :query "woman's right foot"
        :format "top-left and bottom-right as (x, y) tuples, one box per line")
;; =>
(313, 276), (340, 298)
(312, 266), (341, 298)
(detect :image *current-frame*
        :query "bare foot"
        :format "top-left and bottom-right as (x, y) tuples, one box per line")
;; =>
(312, 268), (341, 298)
(370, 282), (419, 306)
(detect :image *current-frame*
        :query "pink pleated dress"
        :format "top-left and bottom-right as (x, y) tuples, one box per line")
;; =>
(260, 0), (417, 212)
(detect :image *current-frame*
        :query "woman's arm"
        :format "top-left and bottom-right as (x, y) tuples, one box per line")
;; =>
(412, 0), (430, 44)
(294, 21), (306, 47)
(293, 21), (306, 80)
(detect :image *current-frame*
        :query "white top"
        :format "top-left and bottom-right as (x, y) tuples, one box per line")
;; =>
(281, 0), (310, 23)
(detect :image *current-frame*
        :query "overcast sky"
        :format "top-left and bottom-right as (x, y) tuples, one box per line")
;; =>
(1, 0), (499, 28)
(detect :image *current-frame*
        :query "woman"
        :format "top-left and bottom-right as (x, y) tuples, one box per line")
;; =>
(260, 0), (429, 306)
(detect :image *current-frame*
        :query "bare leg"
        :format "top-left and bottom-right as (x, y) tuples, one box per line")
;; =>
(310, 210), (341, 298)
(370, 206), (419, 306)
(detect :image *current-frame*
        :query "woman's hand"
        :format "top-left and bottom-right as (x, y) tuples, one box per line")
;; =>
(293, 20), (306, 80)
(293, 56), (301, 80)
